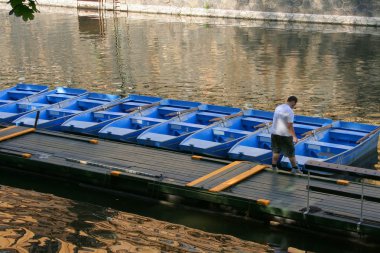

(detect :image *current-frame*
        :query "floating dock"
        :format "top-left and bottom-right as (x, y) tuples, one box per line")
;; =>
(1, 126), (380, 241)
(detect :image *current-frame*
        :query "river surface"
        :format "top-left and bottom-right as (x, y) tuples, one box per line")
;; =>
(0, 5), (380, 253)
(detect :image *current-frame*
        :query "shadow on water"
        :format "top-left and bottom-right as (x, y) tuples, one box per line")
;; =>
(1, 166), (380, 253)
(1, 171), (270, 252)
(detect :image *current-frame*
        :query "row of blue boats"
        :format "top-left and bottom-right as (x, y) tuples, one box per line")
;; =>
(1, 84), (379, 173)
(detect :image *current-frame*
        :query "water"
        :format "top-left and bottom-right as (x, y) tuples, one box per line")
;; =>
(0, 5), (380, 252)
(0, 169), (376, 253)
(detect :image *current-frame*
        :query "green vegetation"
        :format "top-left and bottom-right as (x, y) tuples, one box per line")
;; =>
(8, 0), (39, 21)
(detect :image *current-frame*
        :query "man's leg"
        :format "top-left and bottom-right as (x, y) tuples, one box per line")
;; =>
(272, 152), (280, 172)
(284, 138), (302, 175)
(289, 156), (302, 174)
(272, 153), (280, 165)
(271, 134), (281, 172)
(289, 156), (297, 167)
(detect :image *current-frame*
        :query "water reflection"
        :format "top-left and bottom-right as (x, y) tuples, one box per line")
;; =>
(0, 185), (270, 253)
(0, 9), (379, 127)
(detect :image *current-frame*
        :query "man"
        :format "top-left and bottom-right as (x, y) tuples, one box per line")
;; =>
(271, 96), (302, 174)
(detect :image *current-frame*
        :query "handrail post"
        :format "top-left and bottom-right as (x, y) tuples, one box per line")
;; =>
(357, 178), (365, 231)
(33, 111), (40, 129)
(304, 170), (311, 215)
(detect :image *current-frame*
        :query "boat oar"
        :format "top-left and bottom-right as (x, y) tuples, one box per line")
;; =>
(90, 99), (130, 113)
(356, 127), (380, 144)
(300, 124), (333, 140)
(125, 101), (161, 113)
(209, 111), (243, 122)
(165, 107), (199, 117)
(254, 121), (272, 129)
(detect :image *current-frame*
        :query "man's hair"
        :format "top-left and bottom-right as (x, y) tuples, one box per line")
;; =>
(287, 96), (298, 103)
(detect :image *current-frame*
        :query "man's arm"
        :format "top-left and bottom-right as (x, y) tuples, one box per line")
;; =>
(288, 122), (298, 143)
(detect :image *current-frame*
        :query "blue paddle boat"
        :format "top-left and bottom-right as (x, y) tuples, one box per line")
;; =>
(0, 83), (48, 106)
(0, 87), (87, 124)
(98, 99), (203, 143)
(281, 121), (380, 171)
(13, 92), (120, 130)
(178, 109), (278, 158)
(228, 113), (333, 163)
(136, 104), (241, 149)
(60, 94), (163, 135)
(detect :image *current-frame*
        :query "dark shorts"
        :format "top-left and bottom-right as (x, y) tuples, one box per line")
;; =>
(271, 134), (295, 157)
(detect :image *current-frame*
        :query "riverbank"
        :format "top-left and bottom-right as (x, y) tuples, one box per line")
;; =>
(1, 0), (379, 26)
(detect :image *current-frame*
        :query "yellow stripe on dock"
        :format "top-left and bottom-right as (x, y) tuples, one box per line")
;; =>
(336, 179), (350, 185)
(0, 125), (17, 132)
(89, 139), (99, 144)
(110, 171), (121, 176)
(186, 161), (242, 187)
(0, 128), (36, 142)
(209, 164), (269, 192)
(257, 199), (270, 206)
(191, 155), (203, 160)
(22, 153), (32, 159)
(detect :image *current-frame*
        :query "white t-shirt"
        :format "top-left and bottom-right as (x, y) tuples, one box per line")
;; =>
(271, 104), (294, 137)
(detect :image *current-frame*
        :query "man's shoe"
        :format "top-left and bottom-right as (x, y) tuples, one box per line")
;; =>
(272, 167), (278, 173)
(291, 168), (302, 175)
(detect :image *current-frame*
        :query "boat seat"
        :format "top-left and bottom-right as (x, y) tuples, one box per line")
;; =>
(305, 141), (354, 151)
(182, 139), (219, 149)
(330, 129), (367, 136)
(76, 98), (108, 110)
(47, 108), (81, 117)
(7, 90), (36, 100)
(212, 127), (252, 136)
(64, 120), (99, 129)
(256, 133), (271, 143)
(17, 117), (50, 126)
(17, 102), (47, 111)
(329, 129), (367, 142)
(294, 124), (319, 136)
(293, 123), (318, 130)
(120, 101), (150, 112)
(46, 94), (75, 103)
(17, 87), (46, 92)
(169, 122), (205, 130)
(0, 112), (18, 119)
(139, 133), (176, 142)
(120, 101), (151, 111)
(158, 106), (186, 116)
(93, 111), (126, 120)
(0, 99), (14, 105)
(168, 122), (205, 136)
(294, 155), (324, 165)
(196, 112), (227, 123)
(101, 127), (136, 137)
(130, 116), (166, 125)
(241, 117), (270, 128)
(230, 145), (271, 158)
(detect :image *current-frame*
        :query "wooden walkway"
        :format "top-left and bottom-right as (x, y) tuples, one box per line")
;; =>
(1, 126), (380, 239)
